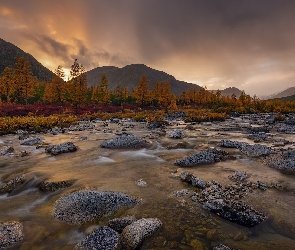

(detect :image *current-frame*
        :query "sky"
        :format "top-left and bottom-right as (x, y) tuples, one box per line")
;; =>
(1, 0), (295, 96)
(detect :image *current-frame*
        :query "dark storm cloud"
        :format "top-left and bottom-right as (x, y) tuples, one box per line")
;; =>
(1, 0), (295, 95)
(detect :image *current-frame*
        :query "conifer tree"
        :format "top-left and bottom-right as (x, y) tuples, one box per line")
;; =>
(0, 67), (14, 103)
(14, 57), (35, 104)
(68, 59), (87, 106)
(135, 74), (150, 106)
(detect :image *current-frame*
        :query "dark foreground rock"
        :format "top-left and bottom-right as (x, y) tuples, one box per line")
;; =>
(213, 244), (240, 250)
(192, 181), (266, 227)
(0, 175), (25, 194)
(175, 148), (228, 167)
(0, 146), (14, 156)
(108, 216), (136, 233)
(38, 180), (76, 192)
(0, 221), (24, 249)
(76, 226), (120, 250)
(45, 142), (78, 155)
(53, 190), (139, 224)
(121, 218), (162, 250)
(180, 171), (207, 189)
(20, 137), (42, 146)
(101, 133), (148, 149)
(220, 140), (274, 157)
(168, 129), (184, 139)
(264, 148), (295, 173)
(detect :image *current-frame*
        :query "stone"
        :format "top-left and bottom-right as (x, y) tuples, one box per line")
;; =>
(101, 133), (148, 149)
(38, 180), (76, 192)
(53, 190), (139, 224)
(0, 146), (14, 156)
(168, 129), (184, 139)
(121, 218), (162, 250)
(76, 226), (119, 250)
(0, 221), (23, 249)
(180, 171), (207, 189)
(20, 137), (42, 146)
(108, 216), (136, 233)
(229, 171), (250, 182)
(45, 142), (78, 155)
(0, 175), (25, 194)
(175, 148), (228, 167)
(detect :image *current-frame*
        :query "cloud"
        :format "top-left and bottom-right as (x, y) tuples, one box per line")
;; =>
(1, 0), (295, 95)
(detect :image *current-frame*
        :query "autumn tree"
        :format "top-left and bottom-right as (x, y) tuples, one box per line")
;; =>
(43, 65), (66, 104)
(134, 74), (151, 106)
(92, 74), (110, 104)
(0, 67), (15, 103)
(67, 59), (87, 106)
(14, 57), (35, 104)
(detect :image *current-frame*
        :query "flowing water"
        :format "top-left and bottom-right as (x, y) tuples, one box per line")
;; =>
(0, 119), (295, 249)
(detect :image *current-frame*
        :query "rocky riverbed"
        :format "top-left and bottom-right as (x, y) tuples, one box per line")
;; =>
(0, 113), (295, 249)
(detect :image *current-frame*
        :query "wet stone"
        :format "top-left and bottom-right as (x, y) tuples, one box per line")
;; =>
(121, 218), (162, 250)
(229, 171), (250, 182)
(0, 221), (24, 249)
(0, 146), (14, 156)
(108, 216), (136, 233)
(20, 137), (42, 146)
(213, 244), (239, 250)
(76, 226), (119, 250)
(0, 174), (25, 194)
(180, 171), (207, 189)
(168, 129), (184, 139)
(53, 190), (139, 224)
(175, 148), (228, 167)
(38, 180), (76, 192)
(100, 133), (149, 149)
(45, 142), (78, 155)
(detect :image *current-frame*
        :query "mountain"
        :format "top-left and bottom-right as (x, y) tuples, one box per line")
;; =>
(210, 87), (243, 97)
(86, 64), (201, 95)
(0, 38), (55, 82)
(265, 86), (295, 100)
(221, 87), (242, 97)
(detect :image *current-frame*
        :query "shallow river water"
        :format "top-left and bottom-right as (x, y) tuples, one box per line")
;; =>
(0, 117), (295, 249)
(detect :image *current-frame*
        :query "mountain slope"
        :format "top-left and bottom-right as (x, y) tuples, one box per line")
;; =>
(221, 87), (242, 97)
(266, 86), (295, 100)
(0, 38), (55, 81)
(86, 64), (201, 95)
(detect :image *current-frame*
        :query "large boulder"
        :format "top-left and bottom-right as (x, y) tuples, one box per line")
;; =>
(45, 142), (78, 155)
(53, 190), (139, 224)
(76, 226), (120, 250)
(101, 133), (148, 149)
(0, 221), (24, 249)
(121, 218), (162, 250)
(175, 148), (228, 167)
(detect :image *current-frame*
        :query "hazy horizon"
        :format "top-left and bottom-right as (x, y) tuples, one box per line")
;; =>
(1, 0), (295, 96)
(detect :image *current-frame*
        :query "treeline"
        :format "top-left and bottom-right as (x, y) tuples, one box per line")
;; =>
(1, 57), (295, 113)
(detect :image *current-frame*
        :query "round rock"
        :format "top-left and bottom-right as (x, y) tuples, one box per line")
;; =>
(53, 190), (139, 224)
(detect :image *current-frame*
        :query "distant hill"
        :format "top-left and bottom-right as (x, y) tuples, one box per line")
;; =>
(210, 87), (243, 97)
(86, 64), (201, 95)
(221, 87), (242, 97)
(265, 86), (295, 100)
(0, 38), (55, 82)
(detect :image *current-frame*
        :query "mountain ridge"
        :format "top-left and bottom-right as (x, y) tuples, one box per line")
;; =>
(0, 38), (55, 82)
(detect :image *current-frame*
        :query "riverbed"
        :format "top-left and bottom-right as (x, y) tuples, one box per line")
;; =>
(0, 116), (295, 249)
